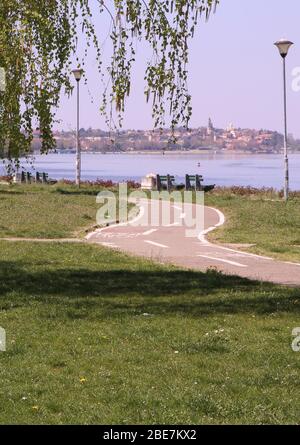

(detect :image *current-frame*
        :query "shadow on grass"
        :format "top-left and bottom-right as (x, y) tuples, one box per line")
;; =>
(0, 190), (23, 195)
(54, 188), (102, 196)
(0, 260), (299, 317)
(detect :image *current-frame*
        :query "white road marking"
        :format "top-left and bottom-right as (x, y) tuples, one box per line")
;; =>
(166, 222), (180, 227)
(198, 206), (225, 244)
(101, 232), (138, 239)
(197, 247), (273, 261)
(100, 242), (119, 248)
(85, 202), (145, 240)
(197, 206), (274, 260)
(142, 229), (158, 236)
(200, 243), (274, 261)
(197, 254), (247, 268)
(284, 261), (300, 267)
(144, 240), (169, 249)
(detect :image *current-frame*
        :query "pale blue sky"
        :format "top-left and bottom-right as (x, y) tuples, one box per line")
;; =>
(56, 0), (300, 137)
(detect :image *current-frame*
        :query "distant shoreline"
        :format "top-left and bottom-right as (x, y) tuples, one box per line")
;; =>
(2, 151), (300, 190)
(46, 150), (300, 156)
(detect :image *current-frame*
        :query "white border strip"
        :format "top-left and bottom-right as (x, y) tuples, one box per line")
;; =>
(197, 254), (247, 268)
(144, 240), (169, 249)
(198, 206), (274, 261)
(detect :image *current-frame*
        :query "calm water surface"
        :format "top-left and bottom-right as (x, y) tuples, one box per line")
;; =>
(2, 153), (300, 190)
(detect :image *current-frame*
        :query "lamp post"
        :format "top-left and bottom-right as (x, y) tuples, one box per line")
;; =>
(72, 68), (84, 186)
(274, 39), (294, 201)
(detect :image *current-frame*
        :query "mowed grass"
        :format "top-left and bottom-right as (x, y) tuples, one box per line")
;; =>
(1, 184), (300, 424)
(0, 240), (300, 425)
(205, 190), (300, 262)
(0, 183), (98, 238)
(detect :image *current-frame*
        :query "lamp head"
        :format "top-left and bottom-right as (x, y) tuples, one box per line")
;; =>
(274, 39), (294, 58)
(72, 68), (84, 82)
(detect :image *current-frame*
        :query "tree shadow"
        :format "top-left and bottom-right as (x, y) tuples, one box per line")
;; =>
(0, 260), (299, 317)
(54, 188), (101, 196)
(0, 190), (23, 195)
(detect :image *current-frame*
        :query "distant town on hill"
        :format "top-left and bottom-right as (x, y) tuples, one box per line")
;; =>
(32, 119), (300, 154)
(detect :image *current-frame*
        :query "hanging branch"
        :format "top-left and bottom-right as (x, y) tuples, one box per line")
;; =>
(0, 0), (219, 170)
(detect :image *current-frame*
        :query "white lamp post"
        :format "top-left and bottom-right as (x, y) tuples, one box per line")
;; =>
(274, 39), (294, 201)
(72, 68), (84, 186)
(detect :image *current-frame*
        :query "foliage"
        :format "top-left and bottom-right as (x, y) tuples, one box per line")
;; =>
(0, 0), (218, 169)
(210, 186), (300, 199)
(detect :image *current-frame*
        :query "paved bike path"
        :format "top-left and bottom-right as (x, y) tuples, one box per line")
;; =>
(87, 199), (300, 286)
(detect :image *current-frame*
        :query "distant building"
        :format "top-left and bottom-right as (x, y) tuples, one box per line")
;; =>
(207, 118), (214, 136)
(32, 123), (297, 154)
(227, 122), (237, 139)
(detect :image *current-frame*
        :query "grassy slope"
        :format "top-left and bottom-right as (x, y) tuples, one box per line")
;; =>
(205, 191), (300, 262)
(0, 183), (135, 239)
(0, 185), (300, 424)
(0, 184), (98, 238)
(0, 241), (300, 425)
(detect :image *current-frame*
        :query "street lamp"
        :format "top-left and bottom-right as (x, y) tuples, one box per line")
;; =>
(72, 68), (84, 186)
(274, 39), (294, 201)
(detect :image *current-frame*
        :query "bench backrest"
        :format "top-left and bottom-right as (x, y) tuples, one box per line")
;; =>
(187, 175), (203, 181)
(185, 174), (204, 191)
(156, 174), (175, 191)
(35, 172), (49, 183)
(158, 175), (175, 182)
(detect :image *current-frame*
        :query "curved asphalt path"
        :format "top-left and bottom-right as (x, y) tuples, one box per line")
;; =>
(86, 199), (300, 286)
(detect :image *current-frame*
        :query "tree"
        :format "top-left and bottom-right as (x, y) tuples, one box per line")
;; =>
(0, 0), (218, 169)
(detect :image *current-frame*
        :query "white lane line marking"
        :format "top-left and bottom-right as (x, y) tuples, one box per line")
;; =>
(142, 229), (158, 236)
(198, 206), (274, 260)
(100, 242), (119, 248)
(85, 203), (145, 240)
(144, 240), (169, 249)
(166, 222), (180, 227)
(197, 246), (273, 261)
(197, 254), (248, 268)
(198, 206), (225, 245)
(284, 261), (300, 267)
(203, 244), (273, 261)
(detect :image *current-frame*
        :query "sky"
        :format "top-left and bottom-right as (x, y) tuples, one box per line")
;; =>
(56, 0), (300, 137)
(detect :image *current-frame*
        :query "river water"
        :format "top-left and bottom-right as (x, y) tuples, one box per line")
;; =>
(2, 152), (300, 190)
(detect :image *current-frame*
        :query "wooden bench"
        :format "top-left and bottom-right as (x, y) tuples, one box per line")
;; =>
(156, 174), (175, 192)
(21, 171), (33, 183)
(156, 173), (215, 193)
(185, 174), (204, 191)
(35, 172), (49, 183)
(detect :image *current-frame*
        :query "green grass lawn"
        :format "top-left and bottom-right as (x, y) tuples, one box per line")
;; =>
(0, 184), (300, 424)
(0, 183), (97, 238)
(0, 240), (300, 425)
(205, 189), (300, 263)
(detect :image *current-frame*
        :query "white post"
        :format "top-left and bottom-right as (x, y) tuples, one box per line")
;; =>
(282, 57), (289, 202)
(274, 39), (293, 202)
(76, 79), (81, 187)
